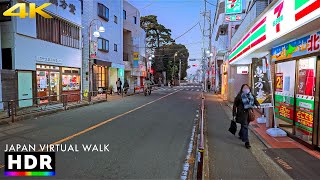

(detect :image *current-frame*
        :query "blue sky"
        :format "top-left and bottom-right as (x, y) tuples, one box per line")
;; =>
(128, 0), (217, 60)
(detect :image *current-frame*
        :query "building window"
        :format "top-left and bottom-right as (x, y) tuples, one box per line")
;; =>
(98, 3), (109, 21)
(93, 66), (107, 89)
(114, 44), (118, 52)
(0, 1), (11, 22)
(36, 14), (80, 49)
(2, 48), (12, 69)
(62, 67), (81, 91)
(114, 15), (118, 24)
(123, 10), (126, 20)
(133, 16), (137, 24)
(98, 38), (109, 52)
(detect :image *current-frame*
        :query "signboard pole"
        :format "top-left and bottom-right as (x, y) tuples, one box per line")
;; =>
(266, 55), (287, 137)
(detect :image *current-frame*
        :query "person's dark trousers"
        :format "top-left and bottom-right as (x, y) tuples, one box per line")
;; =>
(117, 87), (121, 94)
(239, 124), (249, 143)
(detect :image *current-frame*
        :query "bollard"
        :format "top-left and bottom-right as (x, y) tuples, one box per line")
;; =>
(88, 91), (92, 102)
(10, 100), (15, 123)
(105, 90), (108, 101)
(62, 94), (68, 110)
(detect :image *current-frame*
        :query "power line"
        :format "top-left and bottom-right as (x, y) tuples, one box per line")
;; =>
(173, 21), (200, 41)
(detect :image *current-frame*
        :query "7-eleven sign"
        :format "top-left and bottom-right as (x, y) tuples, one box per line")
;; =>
(225, 0), (242, 14)
(295, 0), (320, 21)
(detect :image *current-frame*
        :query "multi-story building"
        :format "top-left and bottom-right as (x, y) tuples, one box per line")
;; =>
(82, 0), (124, 93)
(212, 0), (245, 99)
(123, 0), (146, 88)
(0, 0), (82, 108)
(229, 0), (320, 147)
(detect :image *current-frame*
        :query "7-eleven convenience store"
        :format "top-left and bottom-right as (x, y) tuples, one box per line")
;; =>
(228, 0), (320, 148)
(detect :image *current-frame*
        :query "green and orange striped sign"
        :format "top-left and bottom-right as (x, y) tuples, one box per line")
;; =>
(229, 17), (267, 63)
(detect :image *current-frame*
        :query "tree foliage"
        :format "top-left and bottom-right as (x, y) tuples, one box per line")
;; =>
(141, 15), (173, 72)
(155, 43), (189, 81)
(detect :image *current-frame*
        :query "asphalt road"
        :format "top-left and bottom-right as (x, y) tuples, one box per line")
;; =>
(0, 85), (202, 179)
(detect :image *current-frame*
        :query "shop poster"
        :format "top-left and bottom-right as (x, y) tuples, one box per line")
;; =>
(295, 57), (316, 135)
(39, 77), (47, 89)
(252, 57), (272, 108)
(274, 61), (295, 124)
(271, 31), (320, 61)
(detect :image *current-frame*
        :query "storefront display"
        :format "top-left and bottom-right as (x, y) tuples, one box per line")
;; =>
(271, 30), (319, 145)
(274, 61), (296, 134)
(36, 65), (81, 103)
(295, 57), (316, 143)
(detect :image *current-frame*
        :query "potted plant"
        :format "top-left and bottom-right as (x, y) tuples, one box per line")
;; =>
(109, 85), (113, 95)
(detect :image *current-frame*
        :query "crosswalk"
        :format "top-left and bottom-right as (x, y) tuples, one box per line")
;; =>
(154, 86), (202, 92)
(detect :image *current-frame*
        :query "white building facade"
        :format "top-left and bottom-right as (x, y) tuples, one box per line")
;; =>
(123, 0), (146, 88)
(82, 0), (124, 93)
(0, 0), (82, 108)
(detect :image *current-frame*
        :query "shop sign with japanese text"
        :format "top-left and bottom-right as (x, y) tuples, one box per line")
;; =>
(252, 58), (272, 107)
(271, 31), (320, 61)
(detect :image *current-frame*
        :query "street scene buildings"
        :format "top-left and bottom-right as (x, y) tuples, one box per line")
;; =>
(0, 0), (319, 179)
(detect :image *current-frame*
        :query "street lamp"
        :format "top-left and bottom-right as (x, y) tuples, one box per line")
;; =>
(88, 19), (105, 100)
(172, 52), (179, 85)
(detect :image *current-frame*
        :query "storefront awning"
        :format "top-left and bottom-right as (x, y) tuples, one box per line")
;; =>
(229, 0), (320, 65)
(94, 59), (112, 67)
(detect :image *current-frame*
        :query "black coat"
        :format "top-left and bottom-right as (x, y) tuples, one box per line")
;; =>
(232, 93), (260, 125)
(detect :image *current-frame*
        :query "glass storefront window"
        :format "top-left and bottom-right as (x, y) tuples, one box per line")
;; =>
(93, 65), (107, 90)
(295, 56), (316, 144)
(62, 67), (80, 91)
(275, 61), (296, 134)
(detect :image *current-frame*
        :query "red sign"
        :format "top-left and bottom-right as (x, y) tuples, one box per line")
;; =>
(296, 110), (313, 128)
(279, 105), (294, 120)
(276, 73), (283, 92)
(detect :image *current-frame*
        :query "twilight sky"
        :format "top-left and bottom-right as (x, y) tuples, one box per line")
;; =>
(128, 0), (217, 61)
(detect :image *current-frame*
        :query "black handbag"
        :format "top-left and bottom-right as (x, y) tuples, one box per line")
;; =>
(228, 117), (237, 135)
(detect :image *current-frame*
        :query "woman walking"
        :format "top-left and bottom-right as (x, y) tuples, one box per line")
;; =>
(233, 84), (260, 149)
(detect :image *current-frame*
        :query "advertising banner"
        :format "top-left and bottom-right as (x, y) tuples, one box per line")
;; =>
(252, 58), (272, 107)
(133, 52), (139, 68)
(271, 31), (320, 61)
(275, 73), (283, 92)
(295, 95), (314, 134)
(90, 41), (97, 58)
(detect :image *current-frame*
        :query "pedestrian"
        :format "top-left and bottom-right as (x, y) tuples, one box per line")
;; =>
(232, 84), (260, 149)
(116, 78), (122, 95)
(207, 80), (211, 92)
(123, 79), (129, 94)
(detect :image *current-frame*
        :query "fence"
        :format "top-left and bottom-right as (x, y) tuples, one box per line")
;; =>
(0, 85), (159, 123)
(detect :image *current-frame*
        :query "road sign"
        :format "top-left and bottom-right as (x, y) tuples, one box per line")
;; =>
(225, 0), (242, 15)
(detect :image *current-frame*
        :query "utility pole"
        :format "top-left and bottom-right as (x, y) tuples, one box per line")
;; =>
(208, 10), (212, 91)
(201, 0), (207, 91)
(179, 58), (181, 86)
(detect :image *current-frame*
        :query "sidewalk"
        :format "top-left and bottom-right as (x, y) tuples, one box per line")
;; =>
(219, 94), (320, 179)
(0, 92), (133, 125)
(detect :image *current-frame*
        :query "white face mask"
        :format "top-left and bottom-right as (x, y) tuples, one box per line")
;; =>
(243, 89), (250, 94)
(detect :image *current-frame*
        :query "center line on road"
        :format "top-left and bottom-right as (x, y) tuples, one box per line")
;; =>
(51, 90), (181, 145)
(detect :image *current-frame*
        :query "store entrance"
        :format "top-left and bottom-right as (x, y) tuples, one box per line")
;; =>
(36, 65), (60, 104)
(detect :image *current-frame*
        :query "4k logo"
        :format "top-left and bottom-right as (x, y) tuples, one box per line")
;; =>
(3, 3), (52, 19)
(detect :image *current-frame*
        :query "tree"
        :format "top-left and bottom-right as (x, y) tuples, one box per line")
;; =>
(140, 15), (173, 72)
(155, 43), (189, 82)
